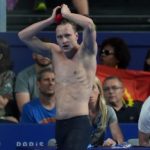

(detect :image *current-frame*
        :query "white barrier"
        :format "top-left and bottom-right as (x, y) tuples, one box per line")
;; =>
(0, 0), (6, 32)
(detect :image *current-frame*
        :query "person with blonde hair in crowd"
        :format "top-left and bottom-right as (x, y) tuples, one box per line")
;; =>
(89, 76), (124, 147)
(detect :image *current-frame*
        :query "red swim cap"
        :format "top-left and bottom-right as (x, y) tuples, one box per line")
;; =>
(55, 14), (63, 24)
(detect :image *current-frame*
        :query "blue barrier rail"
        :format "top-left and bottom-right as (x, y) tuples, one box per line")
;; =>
(0, 123), (138, 150)
(0, 124), (55, 150)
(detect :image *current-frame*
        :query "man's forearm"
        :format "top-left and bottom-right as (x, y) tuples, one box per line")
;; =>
(62, 12), (95, 30)
(18, 17), (54, 41)
(139, 131), (150, 147)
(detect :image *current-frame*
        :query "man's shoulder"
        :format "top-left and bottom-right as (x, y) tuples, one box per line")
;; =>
(140, 97), (150, 115)
(0, 70), (15, 80)
(107, 105), (117, 122)
(107, 105), (115, 113)
(24, 98), (40, 109)
(143, 96), (150, 107)
(17, 65), (36, 77)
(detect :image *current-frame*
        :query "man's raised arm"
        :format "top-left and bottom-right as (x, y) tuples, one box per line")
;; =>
(61, 4), (97, 54)
(18, 6), (61, 51)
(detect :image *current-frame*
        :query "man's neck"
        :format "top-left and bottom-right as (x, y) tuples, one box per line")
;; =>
(40, 95), (55, 110)
(112, 101), (123, 111)
(64, 45), (80, 59)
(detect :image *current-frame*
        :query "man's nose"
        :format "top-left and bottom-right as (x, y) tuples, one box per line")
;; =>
(107, 88), (114, 92)
(62, 37), (68, 43)
(49, 80), (54, 85)
(104, 88), (114, 94)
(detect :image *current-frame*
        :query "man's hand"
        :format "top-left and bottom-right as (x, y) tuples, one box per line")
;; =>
(61, 4), (71, 17)
(51, 6), (61, 22)
(3, 116), (18, 123)
(103, 138), (117, 147)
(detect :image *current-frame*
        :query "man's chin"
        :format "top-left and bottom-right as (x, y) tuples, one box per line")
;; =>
(109, 101), (116, 106)
(63, 48), (70, 52)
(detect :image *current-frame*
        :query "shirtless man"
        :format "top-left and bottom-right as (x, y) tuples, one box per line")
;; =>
(18, 4), (97, 150)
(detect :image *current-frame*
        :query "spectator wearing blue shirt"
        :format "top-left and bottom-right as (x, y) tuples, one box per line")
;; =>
(20, 68), (56, 124)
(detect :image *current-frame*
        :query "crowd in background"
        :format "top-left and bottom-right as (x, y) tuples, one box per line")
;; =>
(2, 0), (150, 148)
(0, 34), (150, 147)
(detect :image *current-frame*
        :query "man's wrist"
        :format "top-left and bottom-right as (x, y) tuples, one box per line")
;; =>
(47, 17), (55, 25)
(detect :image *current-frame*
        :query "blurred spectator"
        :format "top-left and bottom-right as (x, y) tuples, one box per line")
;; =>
(89, 77), (124, 147)
(7, 0), (89, 15)
(20, 68), (56, 123)
(34, 0), (89, 15)
(15, 51), (52, 113)
(143, 49), (150, 71)
(72, 0), (89, 15)
(0, 39), (19, 123)
(7, 0), (18, 11)
(98, 37), (131, 69)
(103, 76), (142, 123)
(138, 96), (150, 146)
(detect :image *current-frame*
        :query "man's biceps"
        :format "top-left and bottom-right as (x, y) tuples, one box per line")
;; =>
(16, 92), (30, 100)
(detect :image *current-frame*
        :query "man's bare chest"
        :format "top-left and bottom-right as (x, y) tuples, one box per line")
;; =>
(55, 60), (88, 83)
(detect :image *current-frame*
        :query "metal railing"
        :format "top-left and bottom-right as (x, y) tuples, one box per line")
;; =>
(0, 0), (6, 32)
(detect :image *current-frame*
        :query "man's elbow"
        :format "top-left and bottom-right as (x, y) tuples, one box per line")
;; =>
(18, 31), (29, 42)
(85, 20), (96, 32)
(18, 31), (24, 40)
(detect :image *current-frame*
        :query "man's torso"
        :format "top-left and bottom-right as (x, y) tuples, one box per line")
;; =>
(53, 48), (96, 119)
